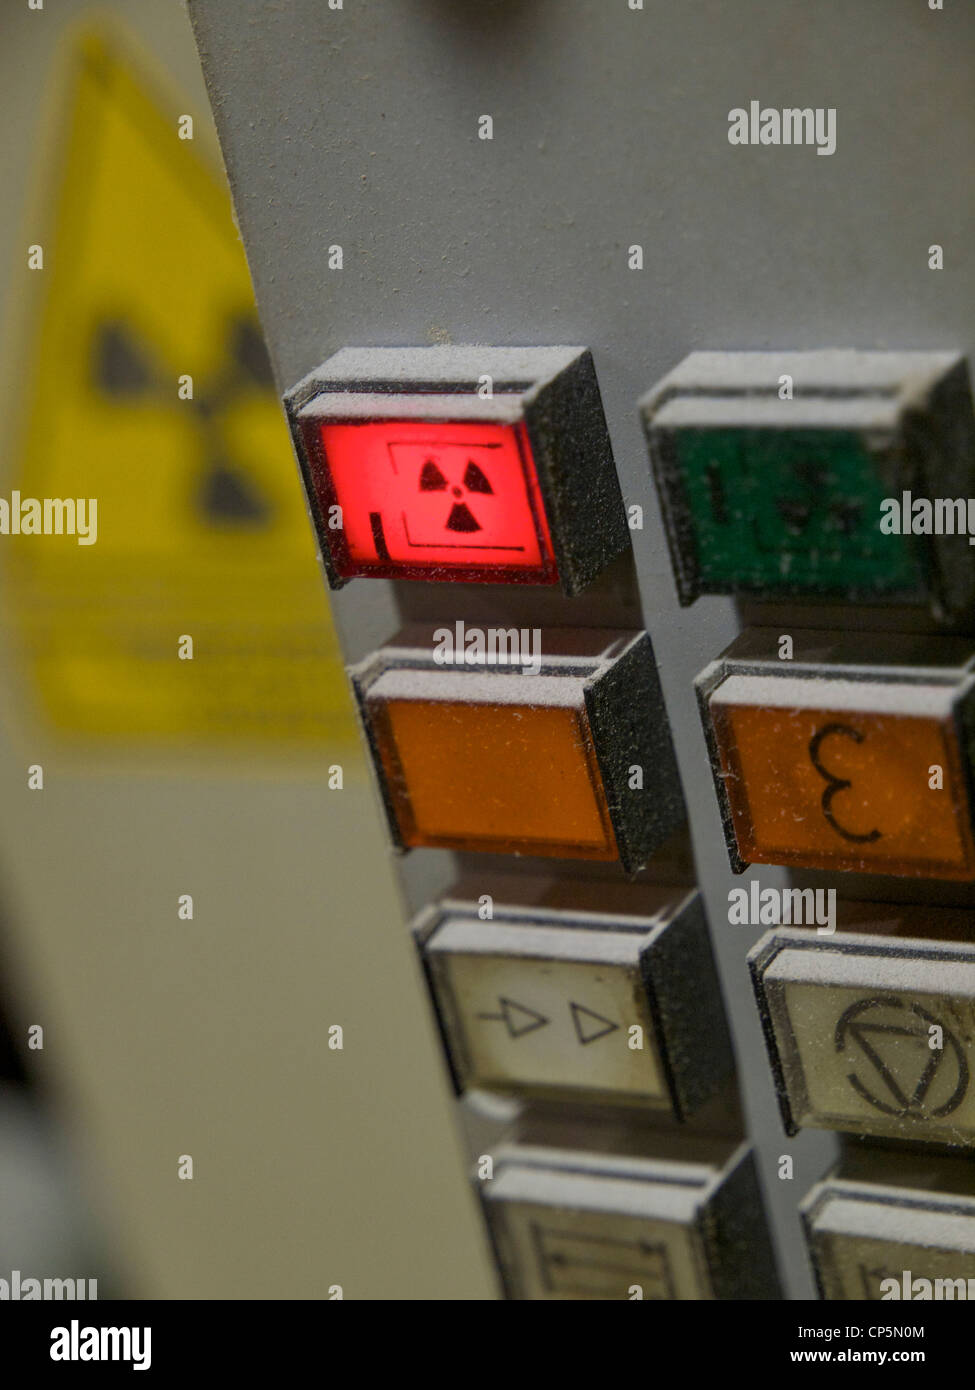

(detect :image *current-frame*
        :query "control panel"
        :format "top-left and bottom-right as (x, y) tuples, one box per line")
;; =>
(189, 0), (975, 1301)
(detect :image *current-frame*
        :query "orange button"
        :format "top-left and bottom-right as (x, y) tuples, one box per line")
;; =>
(371, 694), (616, 858)
(705, 672), (975, 879)
(352, 628), (685, 872)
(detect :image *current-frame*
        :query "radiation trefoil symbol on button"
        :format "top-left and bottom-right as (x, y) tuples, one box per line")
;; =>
(418, 455), (494, 534)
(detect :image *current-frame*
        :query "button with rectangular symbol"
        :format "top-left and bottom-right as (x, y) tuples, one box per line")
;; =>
(417, 892), (731, 1117)
(640, 351), (975, 618)
(351, 627), (685, 873)
(483, 1145), (780, 1300)
(802, 1171), (975, 1300)
(284, 346), (627, 594)
(751, 927), (975, 1145)
(698, 629), (975, 880)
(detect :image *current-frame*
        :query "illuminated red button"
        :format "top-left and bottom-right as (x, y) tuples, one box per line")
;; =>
(284, 346), (627, 595)
(317, 419), (556, 581)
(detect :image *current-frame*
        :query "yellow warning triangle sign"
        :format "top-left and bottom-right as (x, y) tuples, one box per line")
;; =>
(10, 29), (353, 752)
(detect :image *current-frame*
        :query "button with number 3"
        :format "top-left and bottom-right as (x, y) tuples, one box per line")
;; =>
(697, 630), (975, 880)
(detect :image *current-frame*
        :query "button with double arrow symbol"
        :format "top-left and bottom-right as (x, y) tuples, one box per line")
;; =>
(476, 995), (620, 1046)
(422, 898), (730, 1114)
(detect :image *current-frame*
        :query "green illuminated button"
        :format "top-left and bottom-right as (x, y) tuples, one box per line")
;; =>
(640, 351), (975, 618)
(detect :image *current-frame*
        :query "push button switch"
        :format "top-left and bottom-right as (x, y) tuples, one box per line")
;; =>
(284, 346), (627, 594)
(697, 630), (975, 879)
(751, 928), (975, 1145)
(483, 1145), (779, 1300)
(640, 351), (975, 618)
(803, 1174), (975, 1300)
(351, 627), (685, 873)
(417, 892), (731, 1117)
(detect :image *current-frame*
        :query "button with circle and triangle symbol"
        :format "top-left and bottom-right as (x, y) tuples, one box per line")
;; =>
(836, 996), (969, 1120)
(750, 933), (975, 1144)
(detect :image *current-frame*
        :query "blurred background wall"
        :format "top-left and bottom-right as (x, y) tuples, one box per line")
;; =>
(0, 0), (492, 1299)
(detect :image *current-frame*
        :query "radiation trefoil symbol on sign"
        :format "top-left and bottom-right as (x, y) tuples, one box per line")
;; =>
(418, 456), (494, 534)
(92, 314), (276, 528)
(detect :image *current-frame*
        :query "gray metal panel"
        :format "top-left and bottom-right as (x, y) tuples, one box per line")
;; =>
(188, 0), (975, 1299)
